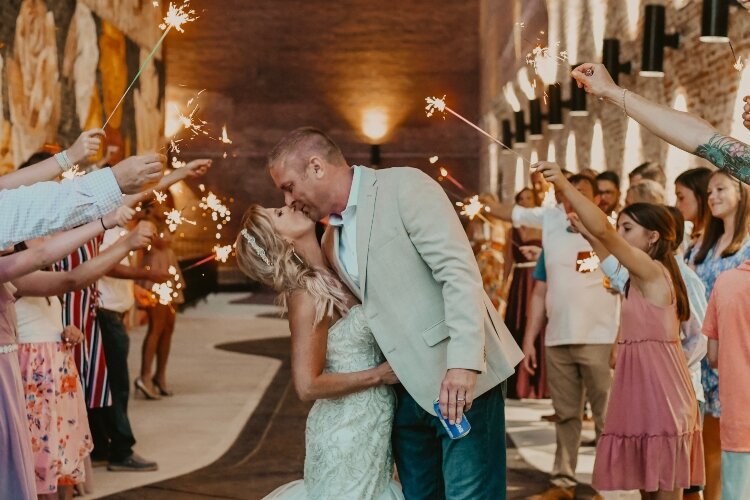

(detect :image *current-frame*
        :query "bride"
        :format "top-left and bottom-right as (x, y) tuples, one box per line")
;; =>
(235, 204), (404, 500)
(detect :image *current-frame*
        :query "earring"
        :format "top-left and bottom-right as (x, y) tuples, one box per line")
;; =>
(290, 246), (304, 265)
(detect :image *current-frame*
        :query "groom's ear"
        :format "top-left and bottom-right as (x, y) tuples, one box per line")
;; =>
(309, 156), (326, 179)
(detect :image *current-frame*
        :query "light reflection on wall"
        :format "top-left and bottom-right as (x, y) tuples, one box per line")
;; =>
(566, 130), (579, 172)
(626, 0), (641, 40)
(665, 89), (691, 204)
(730, 62), (750, 144)
(564, 0), (583, 63)
(362, 108), (388, 143)
(590, 119), (606, 171)
(165, 101), (181, 137)
(515, 156), (526, 194)
(530, 148), (539, 164)
(548, 141), (557, 162)
(623, 117), (644, 178)
(588, 0), (607, 59)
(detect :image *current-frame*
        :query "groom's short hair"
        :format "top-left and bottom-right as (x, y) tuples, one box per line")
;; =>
(267, 127), (346, 171)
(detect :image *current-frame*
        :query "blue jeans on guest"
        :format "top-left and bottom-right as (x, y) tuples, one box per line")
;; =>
(392, 382), (507, 500)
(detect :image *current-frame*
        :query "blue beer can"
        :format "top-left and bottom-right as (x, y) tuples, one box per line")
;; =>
(433, 398), (471, 440)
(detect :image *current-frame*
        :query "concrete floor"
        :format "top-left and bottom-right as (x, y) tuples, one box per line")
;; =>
(86, 293), (639, 499)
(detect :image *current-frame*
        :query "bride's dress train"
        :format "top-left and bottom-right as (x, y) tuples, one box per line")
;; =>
(263, 305), (404, 500)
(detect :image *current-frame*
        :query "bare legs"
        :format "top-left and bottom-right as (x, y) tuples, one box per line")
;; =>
(640, 490), (683, 500)
(140, 304), (176, 395)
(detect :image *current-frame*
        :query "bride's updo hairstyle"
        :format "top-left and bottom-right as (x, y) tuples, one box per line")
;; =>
(235, 205), (349, 324)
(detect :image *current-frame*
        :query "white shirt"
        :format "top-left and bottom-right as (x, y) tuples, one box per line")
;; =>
(328, 166), (362, 289)
(0, 168), (122, 248)
(512, 204), (620, 346)
(16, 296), (64, 344)
(97, 227), (135, 313)
(599, 254), (708, 402)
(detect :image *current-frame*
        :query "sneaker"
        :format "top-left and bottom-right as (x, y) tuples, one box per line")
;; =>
(107, 453), (158, 472)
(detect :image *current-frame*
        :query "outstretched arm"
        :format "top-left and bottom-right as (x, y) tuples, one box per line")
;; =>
(572, 63), (750, 185)
(0, 129), (104, 190)
(122, 158), (211, 207)
(0, 207), (126, 284)
(536, 161), (662, 285)
(287, 291), (396, 401)
(12, 221), (154, 297)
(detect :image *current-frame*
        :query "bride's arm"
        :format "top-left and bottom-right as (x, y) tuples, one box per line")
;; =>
(288, 292), (397, 401)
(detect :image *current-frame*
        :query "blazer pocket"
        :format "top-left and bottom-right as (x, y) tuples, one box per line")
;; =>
(421, 320), (449, 347)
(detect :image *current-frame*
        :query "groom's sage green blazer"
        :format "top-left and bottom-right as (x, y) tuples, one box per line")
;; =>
(322, 166), (523, 414)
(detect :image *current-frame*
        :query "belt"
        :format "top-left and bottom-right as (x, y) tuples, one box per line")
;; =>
(0, 344), (18, 355)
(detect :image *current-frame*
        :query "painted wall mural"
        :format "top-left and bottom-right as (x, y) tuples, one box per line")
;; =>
(0, 0), (165, 172)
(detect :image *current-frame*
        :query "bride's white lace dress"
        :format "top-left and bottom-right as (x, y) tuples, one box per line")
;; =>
(263, 305), (404, 500)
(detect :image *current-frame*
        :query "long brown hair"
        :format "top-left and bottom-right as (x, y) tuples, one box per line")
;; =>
(619, 203), (690, 322)
(235, 205), (349, 324)
(675, 167), (711, 234)
(693, 171), (750, 265)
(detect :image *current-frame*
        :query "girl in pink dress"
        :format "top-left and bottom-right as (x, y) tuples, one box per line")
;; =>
(538, 161), (704, 499)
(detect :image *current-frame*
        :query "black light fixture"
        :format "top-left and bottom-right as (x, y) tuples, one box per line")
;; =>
(513, 110), (527, 146)
(640, 4), (680, 77)
(547, 84), (564, 129)
(568, 69), (588, 116)
(528, 99), (544, 139)
(700, 0), (730, 43)
(501, 119), (513, 149)
(602, 39), (632, 85)
(369, 144), (381, 168)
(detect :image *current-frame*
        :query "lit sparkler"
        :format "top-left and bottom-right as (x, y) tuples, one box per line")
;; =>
(438, 167), (468, 193)
(152, 281), (174, 305)
(220, 125), (232, 144)
(103, 1), (197, 128)
(153, 190), (168, 203)
(169, 139), (183, 154)
(425, 95), (530, 165)
(213, 244), (232, 263)
(456, 195), (491, 221)
(429, 156), (439, 164)
(165, 208), (196, 232)
(171, 157), (186, 169)
(61, 165), (85, 179)
(576, 252), (601, 273)
(199, 191), (231, 221)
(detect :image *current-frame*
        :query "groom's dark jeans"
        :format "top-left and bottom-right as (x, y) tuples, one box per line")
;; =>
(392, 382), (507, 500)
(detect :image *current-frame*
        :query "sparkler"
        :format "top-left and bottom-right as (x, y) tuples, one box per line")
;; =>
(103, 1), (197, 128)
(182, 243), (235, 270)
(429, 156), (439, 164)
(425, 96), (530, 165)
(456, 195), (491, 221)
(729, 40), (744, 72)
(576, 252), (601, 273)
(61, 165), (85, 179)
(165, 208), (196, 232)
(438, 167), (468, 193)
(171, 157), (186, 169)
(153, 190), (168, 203)
(199, 192), (231, 221)
(220, 125), (232, 144)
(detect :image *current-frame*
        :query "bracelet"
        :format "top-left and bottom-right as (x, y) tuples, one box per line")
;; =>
(54, 151), (74, 172)
(622, 88), (628, 117)
(100, 218), (108, 231)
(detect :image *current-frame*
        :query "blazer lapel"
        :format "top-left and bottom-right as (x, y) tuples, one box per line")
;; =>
(323, 225), (362, 300)
(356, 167), (378, 296)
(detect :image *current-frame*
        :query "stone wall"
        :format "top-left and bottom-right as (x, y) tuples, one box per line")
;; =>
(480, 0), (750, 201)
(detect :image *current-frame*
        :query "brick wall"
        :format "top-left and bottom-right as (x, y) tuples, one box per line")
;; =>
(480, 0), (750, 201)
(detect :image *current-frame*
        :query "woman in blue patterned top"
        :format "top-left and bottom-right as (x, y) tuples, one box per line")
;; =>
(691, 169), (750, 500)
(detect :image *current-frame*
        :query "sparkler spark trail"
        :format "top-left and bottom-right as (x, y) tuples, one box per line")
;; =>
(456, 195), (488, 220)
(220, 125), (232, 144)
(165, 208), (196, 232)
(425, 96), (531, 165)
(438, 167), (468, 193)
(61, 165), (85, 179)
(429, 156), (439, 164)
(153, 190), (168, 203)
(103, 2), (197, 128)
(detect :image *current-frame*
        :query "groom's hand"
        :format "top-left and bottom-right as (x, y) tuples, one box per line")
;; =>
(439, 368), (478, 425)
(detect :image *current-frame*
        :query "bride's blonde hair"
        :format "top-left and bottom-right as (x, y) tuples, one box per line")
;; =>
(235, 205), (349, 324)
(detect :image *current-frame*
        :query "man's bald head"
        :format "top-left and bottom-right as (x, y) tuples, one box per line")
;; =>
(267, 127), (347, 172)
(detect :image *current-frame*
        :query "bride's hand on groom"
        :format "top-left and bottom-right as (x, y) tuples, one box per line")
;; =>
(440, 368), (477, 425)
(375, 362), (399, 385)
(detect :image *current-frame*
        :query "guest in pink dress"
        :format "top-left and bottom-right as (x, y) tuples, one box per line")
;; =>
(538, 161), (704, 498)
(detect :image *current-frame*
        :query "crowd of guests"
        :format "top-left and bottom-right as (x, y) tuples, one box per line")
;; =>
(0, 129), (209, 500)
(466, 63), (750, 500)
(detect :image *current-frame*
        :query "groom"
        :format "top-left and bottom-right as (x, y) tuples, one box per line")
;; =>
(268, 127), (523, 500)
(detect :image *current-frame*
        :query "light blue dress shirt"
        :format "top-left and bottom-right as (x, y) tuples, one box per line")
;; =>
(0, 167), (122, 248)
(328, 166), (362, 288)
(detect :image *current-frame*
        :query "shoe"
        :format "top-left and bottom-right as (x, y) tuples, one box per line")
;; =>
(541, 413), (560, 422)
(134, 377), (161, 400)
(534, 485), (575, 500)
(580, 437), (597, 447)
(107, 453), (158, 472)
(152, 378), (174, 397)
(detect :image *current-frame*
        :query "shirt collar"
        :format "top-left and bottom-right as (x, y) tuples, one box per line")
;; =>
(328, 166), (362, 227)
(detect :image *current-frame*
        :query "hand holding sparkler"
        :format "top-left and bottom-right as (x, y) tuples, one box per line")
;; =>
(113, 206), (137, 228)
(178, 158), (212, 179)
(111, 154), (166, 194)
(571, 63), (620, 102)
(67, 129), (105, 166)
(126, 220), (157, 250)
